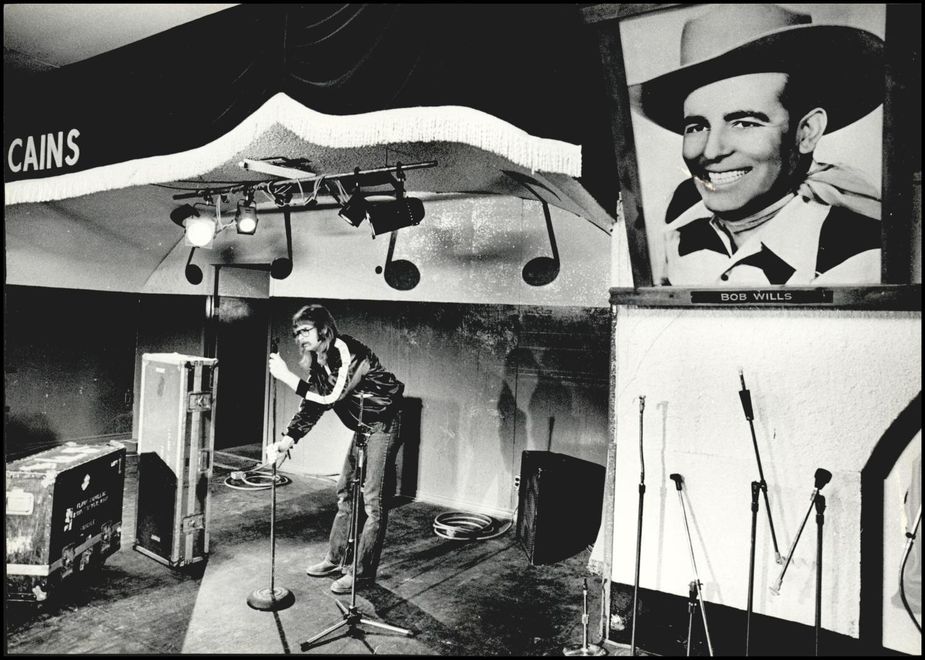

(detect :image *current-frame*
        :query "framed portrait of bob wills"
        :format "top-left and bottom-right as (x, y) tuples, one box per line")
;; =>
(586, 3), (921, 309)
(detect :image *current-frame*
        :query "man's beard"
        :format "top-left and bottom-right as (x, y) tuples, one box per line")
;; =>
(298, 345), (314, 372)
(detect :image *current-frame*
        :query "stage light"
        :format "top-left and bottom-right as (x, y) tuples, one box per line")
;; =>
(339, 192), (370, 228)
(185, 215), (217, 247)
(170, 204), (198, 227)
(170, 204), (216, 247)
(235, 201), (258, 235)
(234, 189), (258, 235)
(368, 197), (425, 236)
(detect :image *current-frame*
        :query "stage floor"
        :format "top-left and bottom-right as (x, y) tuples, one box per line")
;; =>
(5, 448), (624, 656)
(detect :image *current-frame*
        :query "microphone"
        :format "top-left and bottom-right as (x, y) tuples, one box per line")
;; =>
(770, 467), (832, 595)
(813, 468), (832, 493)
(738, 369), (754, 420)
(670, 473), (684, 491)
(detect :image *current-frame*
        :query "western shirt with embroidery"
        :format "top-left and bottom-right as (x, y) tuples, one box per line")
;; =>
(663, 196), (880, 286)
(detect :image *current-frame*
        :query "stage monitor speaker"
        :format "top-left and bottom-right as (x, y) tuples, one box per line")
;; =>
(516, 450), (605, 565)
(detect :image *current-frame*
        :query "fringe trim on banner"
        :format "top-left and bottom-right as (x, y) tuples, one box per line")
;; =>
(4, 92), (582, 206)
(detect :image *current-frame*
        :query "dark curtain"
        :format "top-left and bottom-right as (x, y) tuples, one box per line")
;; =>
(4, 4), (616, 211)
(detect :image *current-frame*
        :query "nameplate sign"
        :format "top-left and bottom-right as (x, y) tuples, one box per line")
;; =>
(690, 289), (834, 305)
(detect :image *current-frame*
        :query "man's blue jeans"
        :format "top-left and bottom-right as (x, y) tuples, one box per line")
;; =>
(325, 415), (401, 579)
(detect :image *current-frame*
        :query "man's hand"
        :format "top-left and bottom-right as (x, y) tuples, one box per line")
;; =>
(269, 353), (302, 393)
(269, 353), (291, 381)
(267, 435), (295, 464)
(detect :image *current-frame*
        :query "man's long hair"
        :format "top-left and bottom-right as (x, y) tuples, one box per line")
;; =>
(291, 304), (338, 370)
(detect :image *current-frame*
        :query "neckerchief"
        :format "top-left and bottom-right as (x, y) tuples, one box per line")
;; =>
(797, 160), (881, 220)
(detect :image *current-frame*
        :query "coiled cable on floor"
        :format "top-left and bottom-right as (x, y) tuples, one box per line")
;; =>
(433, 510), (515, 541)
(222, 459), (291, 491)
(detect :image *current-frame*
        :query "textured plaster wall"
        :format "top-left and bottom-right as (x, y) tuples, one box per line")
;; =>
(270, 301), (610, 517)
(606, 307), (921, 638)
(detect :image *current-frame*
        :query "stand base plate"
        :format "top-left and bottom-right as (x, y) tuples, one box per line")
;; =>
(247, 586), (295, 611)
(564, 643), (607, 656)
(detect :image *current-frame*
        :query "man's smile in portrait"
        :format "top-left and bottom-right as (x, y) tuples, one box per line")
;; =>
(682, 72), (800, 220)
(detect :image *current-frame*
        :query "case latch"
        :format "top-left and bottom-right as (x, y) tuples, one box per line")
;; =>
(182, 514), (205, 533)
(187, 392), (212, 412)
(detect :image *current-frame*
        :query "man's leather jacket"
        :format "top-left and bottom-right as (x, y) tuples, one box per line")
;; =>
(285, 334), (404, 441)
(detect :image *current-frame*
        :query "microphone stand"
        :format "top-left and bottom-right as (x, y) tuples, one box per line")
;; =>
(738, 370), (784, 564)
(564, 579), (606, 656)
(814, 494), (826, 656)
(685, 580), (699, 657)
(247, 339), (295, 611)
(746, 481), (760, 656)
(770, 469), (832, 596)
(631, 395), (646, 656)
(301, 395), (412, 650)
(899, 505), (922, 633)
(670, 473), (713, 657)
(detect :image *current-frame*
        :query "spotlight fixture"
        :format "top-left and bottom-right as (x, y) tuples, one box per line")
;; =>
(235, 190), (258, 235)
(170, 203), (198, 226)
(368, 197), (425, 236)
(338, 192), (370, 228)
(170, 203), (216, 247)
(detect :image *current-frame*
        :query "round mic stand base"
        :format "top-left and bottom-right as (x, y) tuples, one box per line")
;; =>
(247, 586), (295, 612)
(564, 643), (607, 656)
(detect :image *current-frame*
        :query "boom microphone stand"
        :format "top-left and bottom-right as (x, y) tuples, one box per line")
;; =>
(670, 473), (713, 657)
(738, 370), (784, 564)
(247, 339), (295, 611)
(685, 580), (699, 657)
(770, 468), (832, 596)
(302, 395), (412, 649)
(631, 395), (646, 656)
(746, 481), (760, 656)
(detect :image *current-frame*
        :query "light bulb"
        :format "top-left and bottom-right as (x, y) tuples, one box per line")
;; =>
(185, 215), (216, 247)
(237, 214), (257, 234)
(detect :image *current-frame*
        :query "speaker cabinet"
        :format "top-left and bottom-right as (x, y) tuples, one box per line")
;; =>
(516, 450), (606, 565)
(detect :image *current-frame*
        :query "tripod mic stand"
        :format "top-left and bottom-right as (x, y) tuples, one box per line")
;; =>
(771, 468), (832, 595)
(631, 395), (646, 656)
(670, 473), (713, 657)
(738, 370), (784, 564)
(302, 397), (412, 649)
(247, 339), (295, 611)
(564, 578), (606, 656)
(746, 481), (760, 656)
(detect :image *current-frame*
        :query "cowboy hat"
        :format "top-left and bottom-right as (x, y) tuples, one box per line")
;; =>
(630, 4), (884, 134)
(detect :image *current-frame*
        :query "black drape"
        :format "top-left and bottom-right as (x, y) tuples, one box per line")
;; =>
(4, 4), (616, 212)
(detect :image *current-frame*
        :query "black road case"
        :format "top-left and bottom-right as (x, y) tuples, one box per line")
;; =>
(6, 441), (126, 602)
